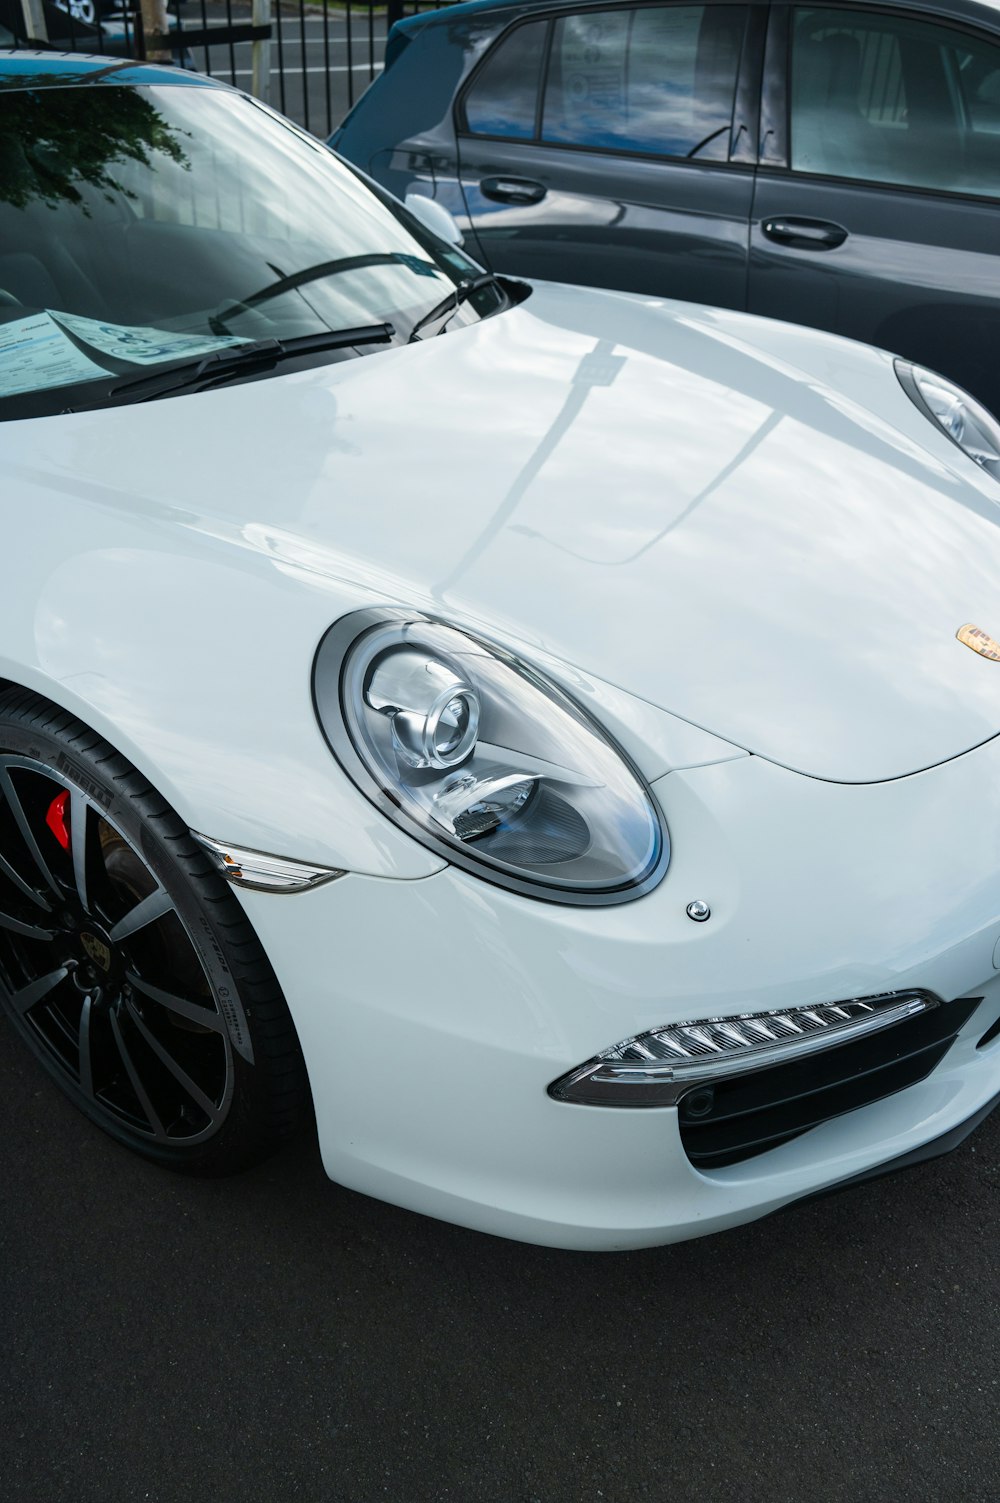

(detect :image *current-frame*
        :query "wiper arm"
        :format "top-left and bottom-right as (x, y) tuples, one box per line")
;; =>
(408, 274), (506, 343)
(213, 253), (438, 326)
(101, 324), (395, 406)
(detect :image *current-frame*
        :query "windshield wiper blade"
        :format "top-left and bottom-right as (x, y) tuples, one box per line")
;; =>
(102, 324), (396, 406)
(408, 274), (506, 343)
(220, 254), (438, 322)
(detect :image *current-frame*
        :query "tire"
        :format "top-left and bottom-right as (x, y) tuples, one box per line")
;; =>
(0, 689), (309, 1175)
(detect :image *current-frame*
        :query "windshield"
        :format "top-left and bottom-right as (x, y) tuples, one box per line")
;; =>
(0, 82), (505, 418)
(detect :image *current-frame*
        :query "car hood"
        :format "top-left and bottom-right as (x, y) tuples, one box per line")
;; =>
(17, 281), (1000, 783)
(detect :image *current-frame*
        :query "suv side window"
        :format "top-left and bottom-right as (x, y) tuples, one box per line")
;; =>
(462, 20), (547, 139)
(542, 5), (748, 160)
(790, 7), (1000, 199)
(462, 5), (748, 162)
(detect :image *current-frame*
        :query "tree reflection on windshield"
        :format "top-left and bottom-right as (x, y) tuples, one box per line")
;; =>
(0, 86), (188, 211)
(0, 81), (507, 418)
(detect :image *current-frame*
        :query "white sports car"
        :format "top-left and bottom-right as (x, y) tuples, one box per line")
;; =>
(4, 55), (1000, 1251)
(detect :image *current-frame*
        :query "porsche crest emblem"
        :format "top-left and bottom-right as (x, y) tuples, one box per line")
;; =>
(81, 932), (112, 972)
(957, 624), (1000, 661)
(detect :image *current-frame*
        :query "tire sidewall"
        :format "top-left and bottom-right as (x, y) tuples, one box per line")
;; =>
(0, 708), (279, 1173)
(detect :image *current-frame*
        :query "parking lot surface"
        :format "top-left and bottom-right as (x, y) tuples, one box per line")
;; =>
(189, 4), (385, 136)
(2, 1015), (999, 1502)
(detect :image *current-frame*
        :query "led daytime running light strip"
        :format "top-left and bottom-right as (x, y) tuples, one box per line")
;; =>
(549, 991), (941, 1107)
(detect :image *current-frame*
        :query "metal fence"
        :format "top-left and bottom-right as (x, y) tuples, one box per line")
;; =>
(1, 0), (457, 139)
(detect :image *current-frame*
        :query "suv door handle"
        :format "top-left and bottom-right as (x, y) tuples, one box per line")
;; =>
(762, 217), (848, 250)
(479, 176), (547, 206)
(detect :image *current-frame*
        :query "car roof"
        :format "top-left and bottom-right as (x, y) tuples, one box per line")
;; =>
(397, 0), (1000, 32)
(0, 51), (221, 90)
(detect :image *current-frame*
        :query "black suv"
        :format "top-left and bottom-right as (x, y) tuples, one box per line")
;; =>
(333, 0), (1000, 413)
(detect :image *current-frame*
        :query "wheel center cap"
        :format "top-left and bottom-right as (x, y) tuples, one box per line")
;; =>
(70, 921), (122, 997)
(80, 931), (113, 973)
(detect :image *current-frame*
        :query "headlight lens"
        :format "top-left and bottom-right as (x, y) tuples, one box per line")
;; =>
(896, 360), (1000, 482)
(313, 608), (668, 905)
(365, 648), (481, 769)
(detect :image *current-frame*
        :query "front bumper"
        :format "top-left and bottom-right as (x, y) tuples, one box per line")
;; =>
(234, 737), (1000, 1250)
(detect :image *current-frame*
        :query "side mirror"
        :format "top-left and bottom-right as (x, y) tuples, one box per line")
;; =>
(404, 192), (464, 248)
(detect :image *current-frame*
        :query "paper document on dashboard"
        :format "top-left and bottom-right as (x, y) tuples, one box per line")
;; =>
(0, 312), (108, 396)
(50, 311), (250, 365)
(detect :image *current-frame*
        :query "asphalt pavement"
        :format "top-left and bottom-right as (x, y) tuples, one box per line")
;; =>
(3, 1009), (1000, 1502)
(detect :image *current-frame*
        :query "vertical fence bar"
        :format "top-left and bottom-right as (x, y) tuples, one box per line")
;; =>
(367, 0), (374, 79)
(198, 0), (212, 74)
(297, 0), (309, 132)
(251, 0), (272, 101)
(345, 1), (354, 107)
(321, 0), (332, 137)
(274, 0), (287, 116)
(120, 1), (133, 58)
(223, 0), (237, 81)
(134, 3), (146, 56)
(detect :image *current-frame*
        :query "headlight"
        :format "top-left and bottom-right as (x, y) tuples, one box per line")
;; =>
(313, 608), (668, 905)
(896, 360), (1000, 482)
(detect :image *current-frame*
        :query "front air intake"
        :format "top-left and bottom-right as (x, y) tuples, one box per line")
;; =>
(549, 991), (981, 1169)
(678, 995), (980, 1168)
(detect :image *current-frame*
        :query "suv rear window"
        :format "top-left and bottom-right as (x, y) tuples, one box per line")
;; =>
(462, 5), (747, 162)
(544, 6), (746, 160)
(462, 20), (547, 138)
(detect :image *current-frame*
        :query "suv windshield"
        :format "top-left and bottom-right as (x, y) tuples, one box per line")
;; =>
(0, 82), (505, 418)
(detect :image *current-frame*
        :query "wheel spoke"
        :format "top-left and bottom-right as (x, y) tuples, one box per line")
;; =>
(110, 1009), (167, 1138)
(0, 752), (234, 1148)
(125, 997), (221, 1123)
(109, 887), (174, 945)
(0, 908), (56, 942)
(9, 966), (68, 1016)
(70, 792), (90, 915)
(78, 993), (94, 1098)
(0, 844), (52, 912)
(125, 971), (226, 1033)
(0, 765), (62, 898)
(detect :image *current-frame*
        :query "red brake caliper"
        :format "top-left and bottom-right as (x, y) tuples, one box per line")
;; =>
(45, 790), (70, 850)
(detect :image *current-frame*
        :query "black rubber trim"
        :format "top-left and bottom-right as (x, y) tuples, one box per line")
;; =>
(787, 1084), (1000, 1211)
(684, 1039), (955, 1166)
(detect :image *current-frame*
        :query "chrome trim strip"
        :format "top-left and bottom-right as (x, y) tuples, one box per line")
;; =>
(192, 833), (345, 894)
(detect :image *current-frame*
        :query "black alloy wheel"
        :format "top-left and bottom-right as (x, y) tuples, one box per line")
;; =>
(0, 690), (309, 1174)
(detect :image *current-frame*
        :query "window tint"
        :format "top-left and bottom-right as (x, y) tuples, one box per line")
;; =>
(463, 21), (546, 138)
(542, 5), (747, 160)
(791, 8), (1000, 198)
